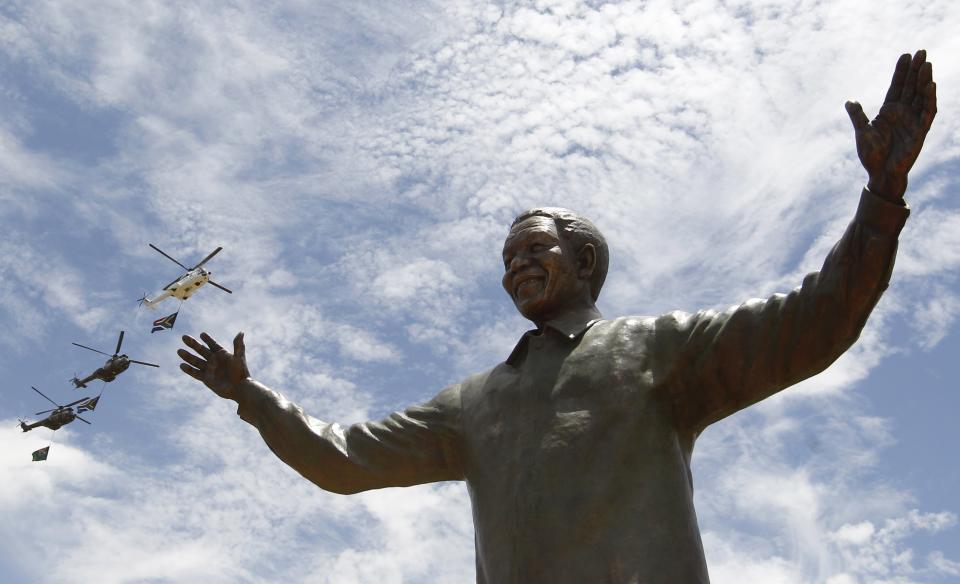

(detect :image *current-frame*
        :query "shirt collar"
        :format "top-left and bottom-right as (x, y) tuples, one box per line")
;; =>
(542, 305), (604, 339)
(506, 306), (604, 366)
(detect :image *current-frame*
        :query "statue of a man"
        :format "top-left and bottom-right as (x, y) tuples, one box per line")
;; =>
(178, 51), (937, 583)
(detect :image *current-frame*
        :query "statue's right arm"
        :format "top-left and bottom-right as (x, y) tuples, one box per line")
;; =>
(178, 332), (464, 495)
(234, 379), (464, 494)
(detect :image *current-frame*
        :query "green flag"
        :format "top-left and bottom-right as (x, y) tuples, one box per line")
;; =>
(31, 446), (49, 462)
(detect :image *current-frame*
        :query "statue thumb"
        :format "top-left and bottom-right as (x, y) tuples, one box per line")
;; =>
(845, 101), (869, 130)
(234, 332), (246, 360)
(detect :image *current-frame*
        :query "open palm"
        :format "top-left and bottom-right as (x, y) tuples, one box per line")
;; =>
(845, 50), (937, 201)
(178, 332), (250, 401)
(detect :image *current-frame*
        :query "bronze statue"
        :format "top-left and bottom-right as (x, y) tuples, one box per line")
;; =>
(178, 51), (937, 583)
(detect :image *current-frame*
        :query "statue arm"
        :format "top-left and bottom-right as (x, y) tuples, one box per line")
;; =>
(654, 51), (934, 434)
(233, 380), (464, 494)
(656, 189), (908, 433)
(178, 332), (464, 494)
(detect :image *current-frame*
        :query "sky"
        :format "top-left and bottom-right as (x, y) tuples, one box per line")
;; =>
(1, 1), (958, 583)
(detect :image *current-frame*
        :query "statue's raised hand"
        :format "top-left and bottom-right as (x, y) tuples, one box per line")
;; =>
(845, 50), (937, 202)
(178, 332), (250, 401)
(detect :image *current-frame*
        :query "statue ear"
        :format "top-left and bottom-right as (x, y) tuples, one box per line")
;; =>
(577, 243), (596, 279)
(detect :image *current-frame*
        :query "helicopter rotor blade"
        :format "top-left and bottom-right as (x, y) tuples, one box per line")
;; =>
(31, 386), (60, 408)
(149, 243), (190, 270)
(72, 342), (111, 357)
(115, 330), (125, 355)
(192, 246), (222, 270)
(129, 359), (160, 368)
(35, 408), (56, 416)
(208, 280), (233, 294)
(75, 415), (92, 425)
(161, 275), (184, 291)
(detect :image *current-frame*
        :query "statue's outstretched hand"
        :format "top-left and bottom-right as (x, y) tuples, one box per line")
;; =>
(845, 50), (937, 202)
(178, 332), (250, 401)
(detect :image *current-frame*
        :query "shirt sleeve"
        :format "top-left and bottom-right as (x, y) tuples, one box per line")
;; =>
(234, 379), (465, 494)
(653, 188), (910, 434)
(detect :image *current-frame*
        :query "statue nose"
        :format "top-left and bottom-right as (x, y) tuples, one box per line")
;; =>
(509, 254), (531, 272)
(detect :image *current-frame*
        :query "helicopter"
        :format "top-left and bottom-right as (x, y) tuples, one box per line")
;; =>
(139, 244), (232, 309)
(71, 330), (159, 389)
(20, 386), (92, 432)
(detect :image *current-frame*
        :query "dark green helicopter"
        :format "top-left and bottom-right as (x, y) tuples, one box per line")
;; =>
(19, 386), (92, 432)
(71, 330), (158, 388)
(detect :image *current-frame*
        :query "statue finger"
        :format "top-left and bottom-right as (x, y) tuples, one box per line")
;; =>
(900, 50), (925, 104)
(883, 53), (910, 103)
(177, 348), (207, 370)
(179, 363), (202, 379)
(912, 62), (932, 111)
(182, 335), (211, 359)
(922, 82), (937, 129)
(200, 332), (227, 353)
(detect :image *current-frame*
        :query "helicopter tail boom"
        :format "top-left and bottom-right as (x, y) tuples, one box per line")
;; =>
(139, 289), (172, 310)
(19, 418), (41, 432)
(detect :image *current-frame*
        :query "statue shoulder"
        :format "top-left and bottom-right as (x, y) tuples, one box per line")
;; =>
(461, 364), (503, 391)
(599, 311), (721, 345)
(597, 314), (659, 335)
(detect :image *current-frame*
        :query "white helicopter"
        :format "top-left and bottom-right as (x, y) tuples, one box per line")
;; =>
(139, 244), (232, 309)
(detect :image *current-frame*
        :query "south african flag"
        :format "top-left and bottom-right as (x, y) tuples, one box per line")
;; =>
(78, 396), (100, 413)
(152, 311), (179, 333)
(32, 446), (49, 462)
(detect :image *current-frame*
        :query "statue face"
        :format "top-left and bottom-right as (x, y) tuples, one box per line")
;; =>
(502, 216), (583, 323)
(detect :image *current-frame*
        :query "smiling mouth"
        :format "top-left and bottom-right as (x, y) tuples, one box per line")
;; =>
(514, 274), (544, 297)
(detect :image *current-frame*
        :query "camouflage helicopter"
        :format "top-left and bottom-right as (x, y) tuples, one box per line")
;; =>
(139, 244), (232, 309)
(19, 386), (92, 432)
(71, 330), (159, 389)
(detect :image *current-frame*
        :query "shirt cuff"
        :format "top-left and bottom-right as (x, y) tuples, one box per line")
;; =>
(235, 378), (271, 427)
(857, 187), (910, 235)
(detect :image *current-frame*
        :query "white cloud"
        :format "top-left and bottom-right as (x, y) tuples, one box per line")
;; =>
(828, 510), (958, 582)
(897, 207), (960, 279)
(910, 286), (960, 350)
(698, 403), (956, 582)
(312, 484), (474, 584)
(832, 521), (877, 546)
(928, 551), (960, 577)
(0, 240), (111, 345)
(0, 124), (67, 197)
(0, 424), (119, 509)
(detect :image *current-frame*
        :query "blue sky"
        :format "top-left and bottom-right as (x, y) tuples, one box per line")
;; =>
(1, 1), (959, 582)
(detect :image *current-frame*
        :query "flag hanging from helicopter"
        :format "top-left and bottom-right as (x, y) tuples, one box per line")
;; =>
(32, 446), (50, 462)
(77, 396), (100, 412)
(151, 311), (179, 333)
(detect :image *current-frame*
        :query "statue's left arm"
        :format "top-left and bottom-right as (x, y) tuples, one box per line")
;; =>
(656, 51), (936, 434)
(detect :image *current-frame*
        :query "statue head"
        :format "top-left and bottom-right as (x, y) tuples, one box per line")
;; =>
(502, 207), (608, 324)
